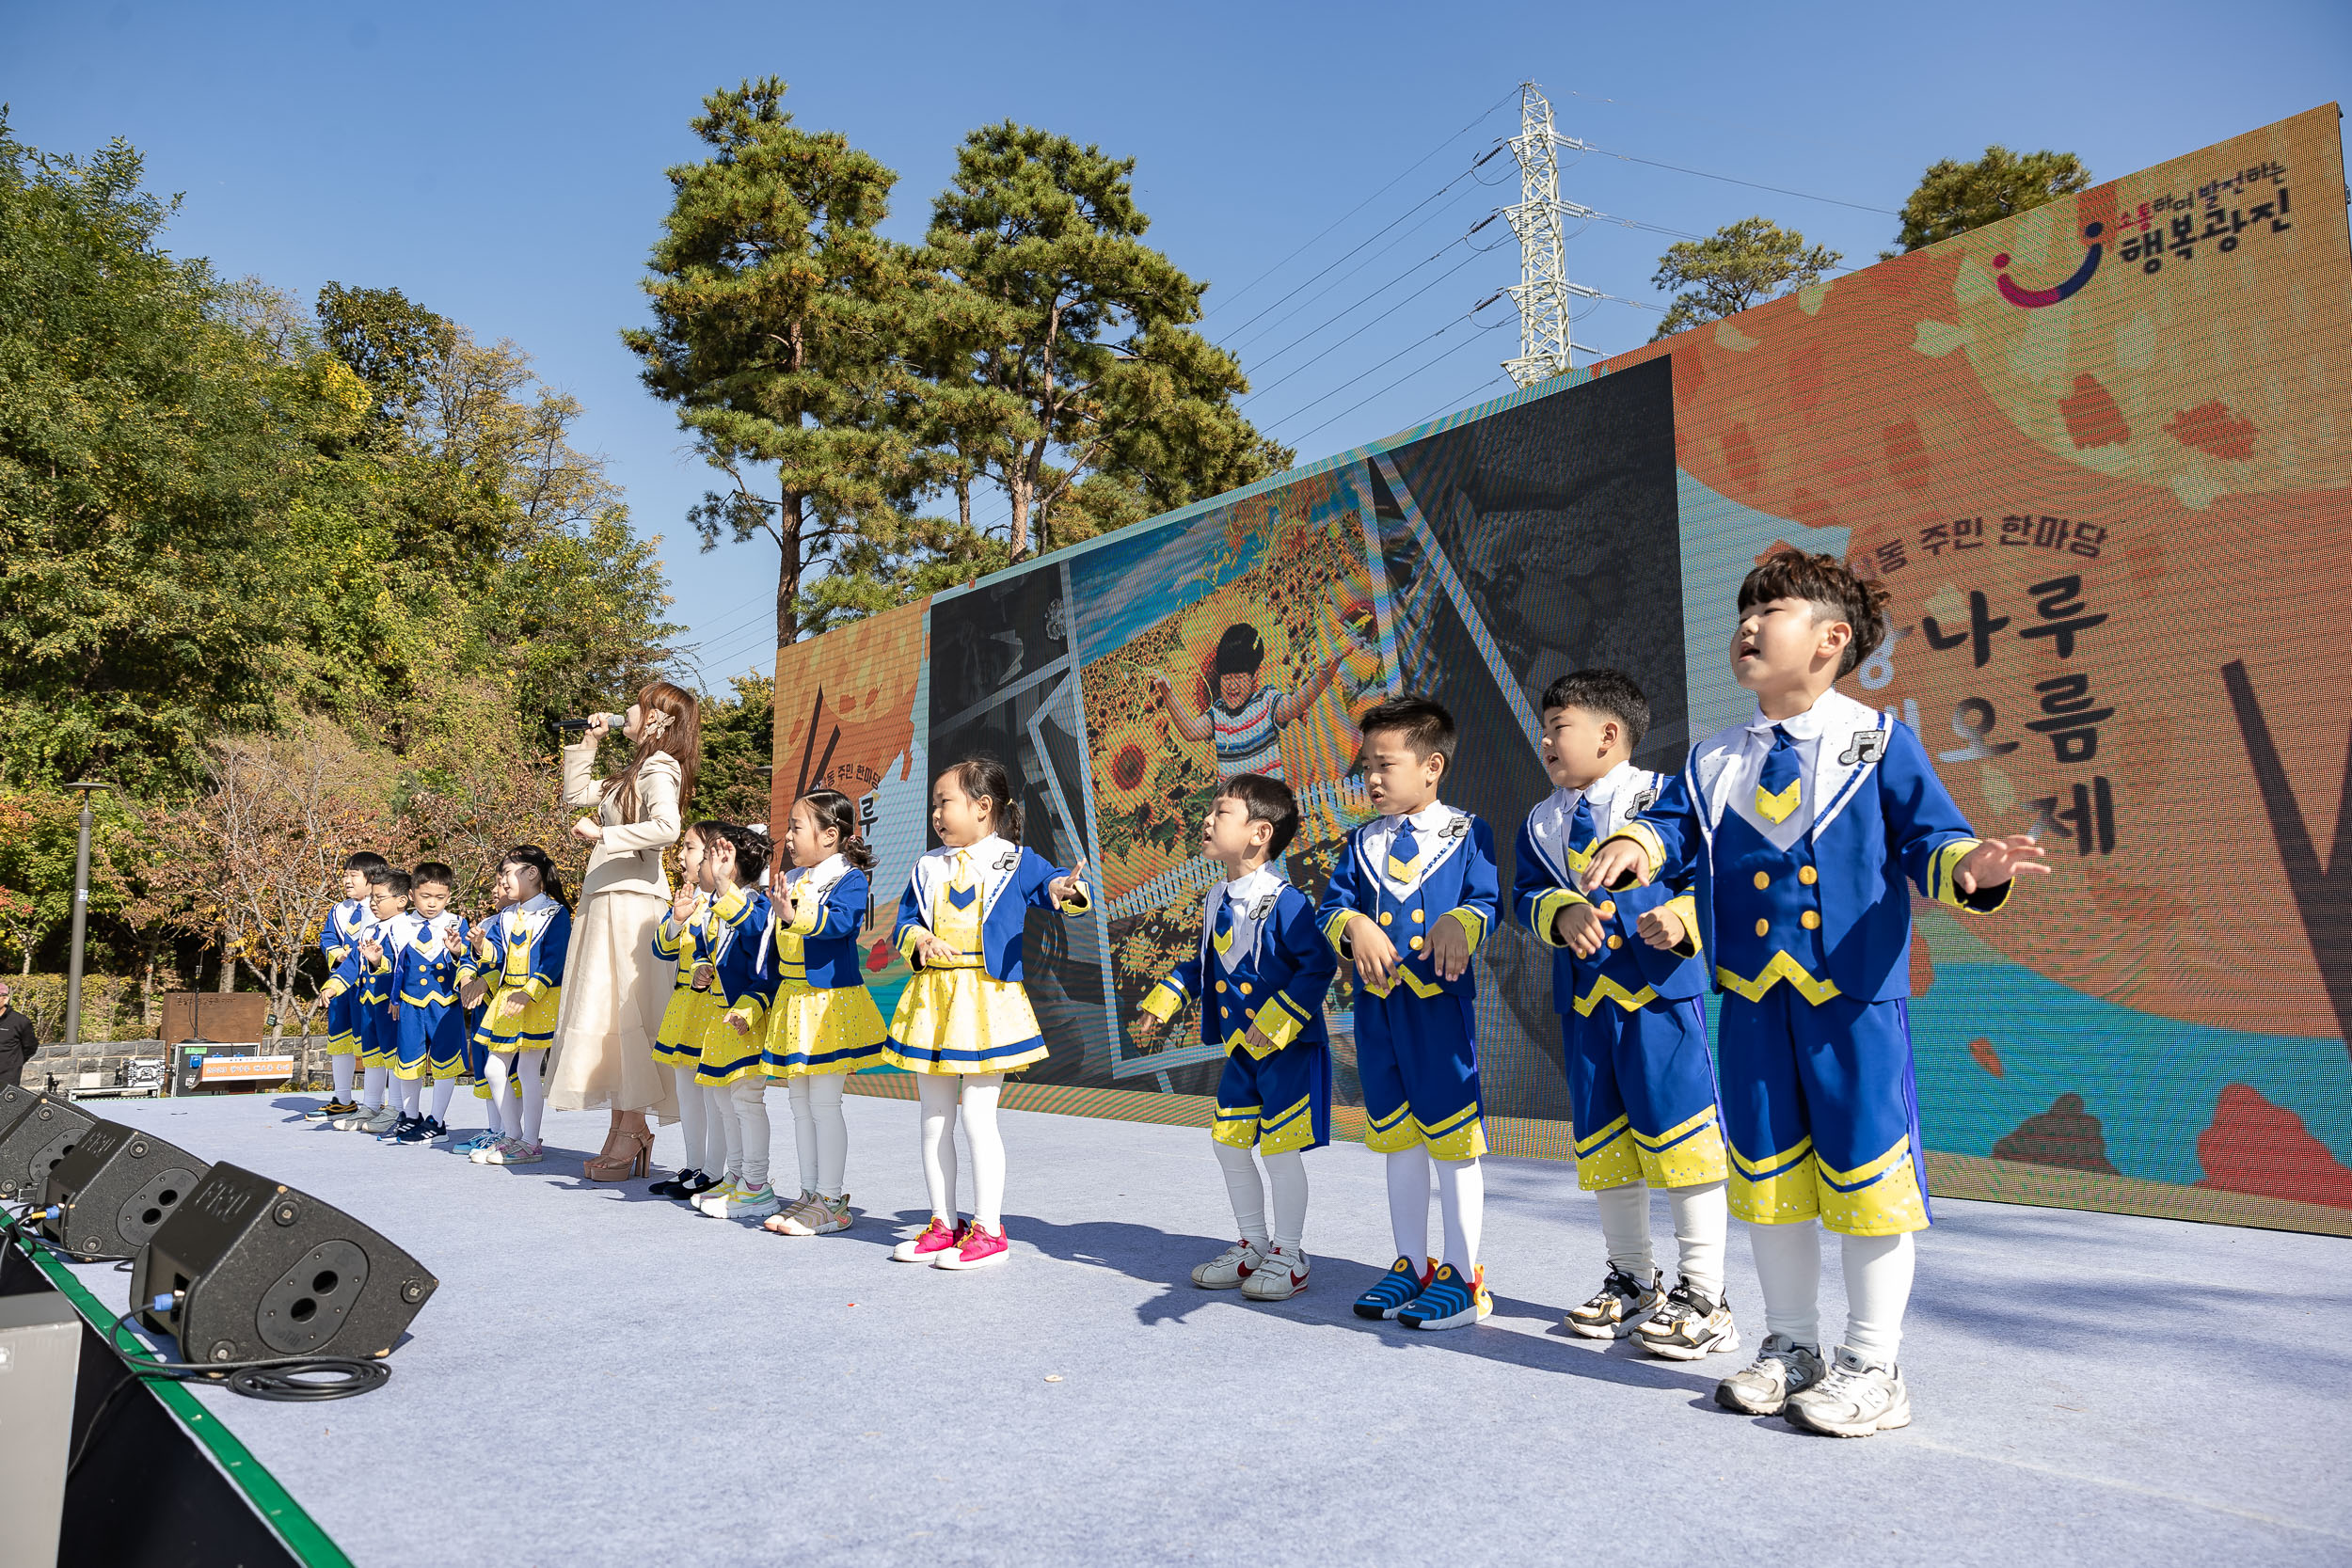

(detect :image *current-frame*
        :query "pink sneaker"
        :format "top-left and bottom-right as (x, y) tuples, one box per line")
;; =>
(933, 1220), (1009, 1271)
(892, 1216), (966, 1263)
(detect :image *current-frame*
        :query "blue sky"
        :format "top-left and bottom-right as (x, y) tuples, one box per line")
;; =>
(5, 1), (2344, 687)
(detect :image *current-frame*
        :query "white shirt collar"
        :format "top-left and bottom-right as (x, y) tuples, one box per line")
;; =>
(941, 834), (1009, 864)
(1389, 800), (1453, 833)
(787, 853), (847, 887)
(1747, 694), (1832, 742)
(1578, 760), (1641, 810)
(516, 893), (559, 918)
(1220, 863), (1282, 905)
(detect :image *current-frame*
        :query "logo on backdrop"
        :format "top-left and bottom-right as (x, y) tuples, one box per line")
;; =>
(1993, 221), (2105, 309)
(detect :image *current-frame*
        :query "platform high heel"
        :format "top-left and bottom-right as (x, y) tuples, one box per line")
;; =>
(583, 1124), (656, 1182)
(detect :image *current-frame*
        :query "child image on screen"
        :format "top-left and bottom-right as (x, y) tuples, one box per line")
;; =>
(1150, 621), (1343, 781)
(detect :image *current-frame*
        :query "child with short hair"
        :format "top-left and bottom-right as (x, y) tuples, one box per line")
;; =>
(1513, 670), (1735, 1358)
(1583, 549), (2046, 1435)
(644, 823), (728, 1204)
(1317, 695), (1500, 1331)
(1150, 622), (1343, 781)
(307, 849), (388, 1122)
(387, 863), (471, 1145)
(352, 867), (411, 1136)
(884, 757), (1091, 1270)
(465, 846), (573, 1166)
(720, 788), (889, 1238)
(1136, 772), (1338, 1300)
(690, 823), (779, 1217)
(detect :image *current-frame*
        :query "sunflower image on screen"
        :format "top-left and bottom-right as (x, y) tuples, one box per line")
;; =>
(1149, 622), (1342, 782)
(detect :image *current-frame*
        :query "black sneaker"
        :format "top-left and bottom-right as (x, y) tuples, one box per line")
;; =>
(378, 1115), (419, 1143)
(395, 1117), (443, 1145)
(677, 1169), (723, 1201)
(306, 1100), (360, 1122)
(647, 1168), (703, 1198)
(1637, 1279), (1741, 1361)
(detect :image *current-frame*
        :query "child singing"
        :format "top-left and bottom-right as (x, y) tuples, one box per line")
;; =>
(644, 823), (728, 1205)
(884, 758), (1090, 1270)
(465, 846), (572, 1166)
(720, 788), (888, 1237)
(691, 823), (778, 1216)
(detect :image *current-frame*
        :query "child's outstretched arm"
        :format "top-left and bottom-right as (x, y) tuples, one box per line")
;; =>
(1135, 941), (1203, 1054)
(1147, 672), (1215, 742)
(1881, 723), (2050, 911)
(1025, 851), (1091, 914)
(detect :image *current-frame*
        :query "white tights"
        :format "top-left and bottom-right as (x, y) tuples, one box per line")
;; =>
(788, 1075), (850, 1198)
(671, 1067), (729, 1177)
(917, 1073), (1004, 1229)
(428, 1078), (454, 1125)
(361, 1064), (389, 1109)
(330, 1053), (355, 1101)
(1592, 1178), (1730, 1302)
(727, 1079), (772, 1191)
(483, 1050), (546, 1144)
(1212, 1139), (1310, 1252)
(1384, 1146), (1484, 1274)
(1747, 1222), (1917, 1366)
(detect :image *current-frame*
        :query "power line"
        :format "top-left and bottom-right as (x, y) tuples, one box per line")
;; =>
(1240, 238), (1501, 407)
(1290, 321), (1511, 447)
(1226, 178), (1492, 360)
(1218, 162), (1490, 347)
(1584, 144), (1896, 216)
(1200, 83), (1521, 323)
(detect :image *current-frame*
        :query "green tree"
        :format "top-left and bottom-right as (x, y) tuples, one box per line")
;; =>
(695, 673), (775, 823)
(1893, 146), (2092, 253)
(917, 123), (1290, 559)
(1649, 216), (1842, 341)
(624, 76), (918, 742)
(317, 281), (453, 436)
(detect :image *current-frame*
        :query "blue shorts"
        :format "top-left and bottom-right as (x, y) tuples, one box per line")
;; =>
(1352, 987), (1484, 1162)
(1561, 995), (1726, 1191)
(1717, 987), (1930, 1236)
(358, 997), (399, 1070)
(1215, 1040), (1332, 1155)
(324, 990), (361, 1056)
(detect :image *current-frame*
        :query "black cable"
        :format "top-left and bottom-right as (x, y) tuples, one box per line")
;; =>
(99, 1305), (389, 1402)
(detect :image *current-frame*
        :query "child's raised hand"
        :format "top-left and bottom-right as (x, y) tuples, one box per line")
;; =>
(1638, 904), (1687, 952)
(1956, 833), (2051, 894)
(1424, 915), (1471, 982)
(1145, 671), (1171, 704)
(1048, 857), (1089, 906)
(1578, 837), (1651, 895)
(1345, 913), (1398, 990)
(670, 884), (697, 923)
(1551, 903), (1605, 958)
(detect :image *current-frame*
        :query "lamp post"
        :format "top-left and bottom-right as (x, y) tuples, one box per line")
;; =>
(61, 781), (109, 1051)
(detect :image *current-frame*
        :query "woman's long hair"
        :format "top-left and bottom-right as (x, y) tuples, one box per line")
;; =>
(602, 680), (701, 823)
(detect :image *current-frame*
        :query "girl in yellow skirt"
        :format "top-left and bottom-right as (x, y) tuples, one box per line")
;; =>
(717, 788), (888, 1238)
(885, 758), (1091, 1271)
(462, 847), (572, 1166)
(644, 823), (729, 1205)
(690, 823), (781, 1220)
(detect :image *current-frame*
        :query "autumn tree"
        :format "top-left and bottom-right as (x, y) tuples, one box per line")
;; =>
(1650, 217), (1842, 341)
(1893, 146), (2092, 253)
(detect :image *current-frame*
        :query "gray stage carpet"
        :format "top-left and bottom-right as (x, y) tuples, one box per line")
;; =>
(55, 1091), (2352, 1566)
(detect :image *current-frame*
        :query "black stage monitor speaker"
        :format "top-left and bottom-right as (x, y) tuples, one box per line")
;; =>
(38, 1119), (211, 1259)
(131, 1164), (437, 1365)
(0, 1079), (40, 1126)
(0, 1094), (98, 1202)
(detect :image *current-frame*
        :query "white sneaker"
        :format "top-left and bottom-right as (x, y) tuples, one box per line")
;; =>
(1784, 1345), (1912, 1437)
(1241, 1245), (1309, 1301)
(722, 1184), (781, 1221)
(1634, 1279), (1741, 1361)
(1714, 1333), (1826, 1416)
(478, 1137), (542, 1165)
(693, 1180), (742, 1216)
(1191, 1239), (1267, 1291)
(1564, 1266), (1664, 1339)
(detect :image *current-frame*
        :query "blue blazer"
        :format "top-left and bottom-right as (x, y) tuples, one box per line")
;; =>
(1511, 770), (1707, 1011)
(1611, 689), (2009, 1004)
(890, 836), (1091, 985)
(1314, 806), (1501, 1001)
(465, 899), (571, 999)
(1142, 875), (1337, 1056)
(707, 885), (776, 1010)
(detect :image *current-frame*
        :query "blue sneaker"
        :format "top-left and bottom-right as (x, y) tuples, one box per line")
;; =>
(395, 1117), (443, 1145)
(1397, 1263), (1491, 1331)
(1353, 1256), (1435, 1321)
(377, 1115), (418, 1143)
(453, 1129), (501, 1155)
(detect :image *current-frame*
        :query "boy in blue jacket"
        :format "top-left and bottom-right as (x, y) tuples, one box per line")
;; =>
(1318, 695), (1501, 1331)
(1513, 670), (1734, 1360)
(1137, 773), (1340, 1302)
(1582, 550), (2045, 1436)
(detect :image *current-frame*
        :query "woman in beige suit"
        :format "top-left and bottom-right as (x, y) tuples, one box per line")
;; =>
(547, 680), (700, 1180)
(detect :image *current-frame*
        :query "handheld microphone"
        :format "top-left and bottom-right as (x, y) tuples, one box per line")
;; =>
(555, 713), (627, 733)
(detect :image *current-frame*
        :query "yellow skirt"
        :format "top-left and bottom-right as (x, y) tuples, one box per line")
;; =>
(692, 1007), (769, 1088)
(762, 982), (888, 1078)
(653, 987), (723, 1069)
(883, 968), (1046, 1075)
(483, 986), (560, 1051)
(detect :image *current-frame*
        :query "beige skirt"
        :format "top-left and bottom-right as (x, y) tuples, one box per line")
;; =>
(545, 888), (678, 1119)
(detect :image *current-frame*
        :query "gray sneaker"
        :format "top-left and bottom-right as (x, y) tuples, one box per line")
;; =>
(1785, 1345), (1912, 1437)
(1563, 1266), (1663, 1339)
(358, 1104), (401, 1136)
(1714, 1332), (1826, 1415)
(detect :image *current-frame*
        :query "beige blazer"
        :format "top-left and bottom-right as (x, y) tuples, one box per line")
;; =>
(563, 742), (681, 901)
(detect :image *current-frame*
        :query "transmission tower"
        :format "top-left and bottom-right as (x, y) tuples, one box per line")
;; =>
(1500, 82), (1604, 387)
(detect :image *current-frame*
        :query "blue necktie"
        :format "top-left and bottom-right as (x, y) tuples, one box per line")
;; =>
(1211, 888), (1236, 958)
(1567, 793), (1598, 852)
(1386, 820), (1421, 883)
(1755, 725), (1803, 825)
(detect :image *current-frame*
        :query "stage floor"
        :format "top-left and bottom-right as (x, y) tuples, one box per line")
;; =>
(55, 1092), (2352, 1567)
